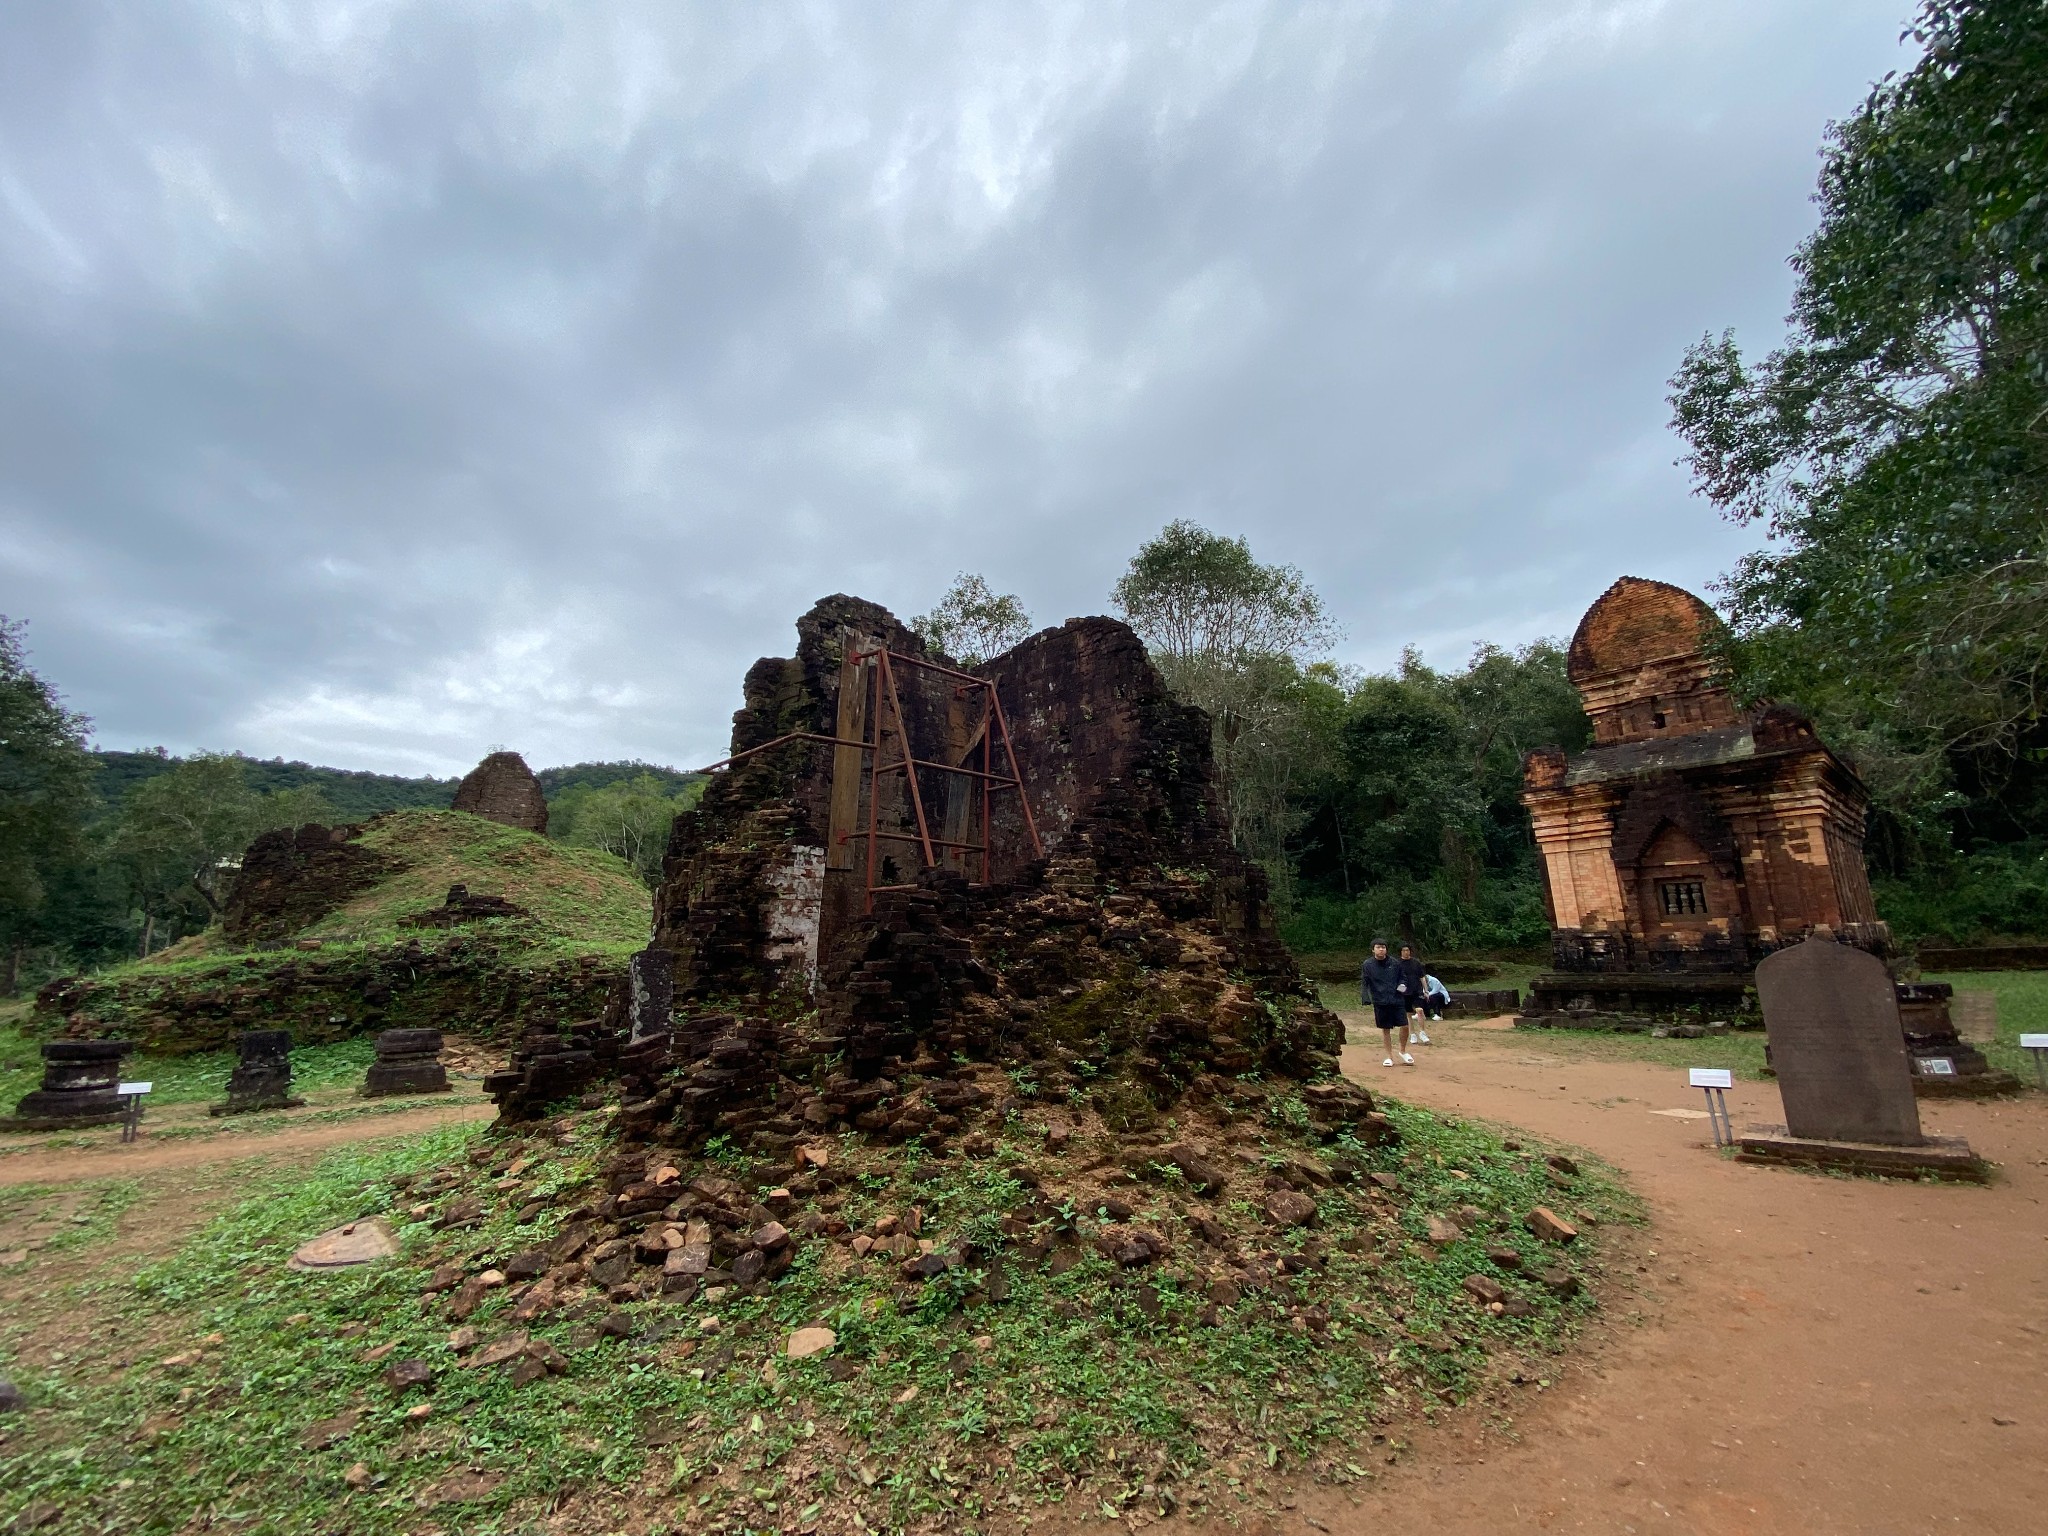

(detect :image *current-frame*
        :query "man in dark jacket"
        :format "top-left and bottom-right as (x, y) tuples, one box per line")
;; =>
(1361, 939), (1414, 1066)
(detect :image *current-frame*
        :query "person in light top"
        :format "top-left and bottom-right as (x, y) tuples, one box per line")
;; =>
(1417, 971), (1451, 1043)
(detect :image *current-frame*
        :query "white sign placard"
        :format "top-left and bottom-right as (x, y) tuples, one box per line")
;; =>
(117, 1081), (153, 1096)
(1915, 1058), (1956, 1076)
(2019, 1034), (2048, 1051)
(1688, 1068), (1734, 1090)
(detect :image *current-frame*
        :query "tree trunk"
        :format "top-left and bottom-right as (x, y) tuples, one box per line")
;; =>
(139, 910), (155, 959)
(6, 941), (21, 997)
(1441, 826), (1480, 905)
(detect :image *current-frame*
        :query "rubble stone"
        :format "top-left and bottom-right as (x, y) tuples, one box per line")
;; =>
(1262, 1190), (1318, 1229)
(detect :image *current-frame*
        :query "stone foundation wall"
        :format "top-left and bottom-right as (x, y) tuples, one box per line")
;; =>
(31, 939), (625, 1055)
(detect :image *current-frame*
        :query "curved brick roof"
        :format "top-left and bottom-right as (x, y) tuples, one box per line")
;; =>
(1566, 576), (1719, 685)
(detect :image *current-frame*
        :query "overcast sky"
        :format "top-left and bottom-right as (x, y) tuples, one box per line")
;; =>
(2, 2), (1914, 777)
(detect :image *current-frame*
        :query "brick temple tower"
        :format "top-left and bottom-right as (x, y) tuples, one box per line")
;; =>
(1519, 577), (1883, 1018)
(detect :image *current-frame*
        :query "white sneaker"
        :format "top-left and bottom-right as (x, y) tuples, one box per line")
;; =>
(1413, 1031), (1431, 1044)
(1383, 1057), (1394, 1067)
(1401, 1053), (1415, 1065)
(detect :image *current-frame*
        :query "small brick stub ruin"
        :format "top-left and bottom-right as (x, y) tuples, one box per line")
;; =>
(210, 1029), (304, 1116)
(489, 595), (1373, 1150)
(2, 1040), (132, 1131)
(363, 1028), (452, 1097)
(1521, 578), (1884, 1024)
(451, 751), (549, 834)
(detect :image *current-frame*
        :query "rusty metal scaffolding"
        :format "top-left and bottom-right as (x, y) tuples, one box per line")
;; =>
(690, 648), (1041, 910)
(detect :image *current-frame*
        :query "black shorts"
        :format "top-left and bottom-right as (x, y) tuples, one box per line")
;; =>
(1372, 1003), (1407, 1032)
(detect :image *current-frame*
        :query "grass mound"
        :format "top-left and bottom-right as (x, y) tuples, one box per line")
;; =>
(178, 809), (652, 960)
(0, 1092), (1635, 1535)
(28, 812), (651, 1054)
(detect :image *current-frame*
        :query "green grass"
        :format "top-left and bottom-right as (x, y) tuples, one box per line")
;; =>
(0, 1181), (142, 1254)
(0, 1105), (1637, 1534)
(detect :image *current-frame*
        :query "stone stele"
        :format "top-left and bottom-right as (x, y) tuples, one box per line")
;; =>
(1756, 940), (1922, 1146)
(290, 1217), (399, 1270)
(451, 751), (549, 834)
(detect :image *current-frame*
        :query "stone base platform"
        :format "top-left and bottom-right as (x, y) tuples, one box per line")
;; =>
(1734, 1125), (1989, 1182)
(0, 1110), (127, 1133)
(1912, 1070), (2024, 1099)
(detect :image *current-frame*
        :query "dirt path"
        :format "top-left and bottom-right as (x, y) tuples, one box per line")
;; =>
(1270, 1015), (2048, 1536)
(0, 1099), (494, 1186)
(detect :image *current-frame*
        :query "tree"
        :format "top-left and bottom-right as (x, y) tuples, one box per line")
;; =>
(551, 773), (705, 887)
(1284, 639), (1588, 953)
(911, 574), (1033, 667)
(1112, 521), (1335, 673)
(1669, 0), (2048, 838)
(0, 618), (98, 990)
(1112, 522), (1339, 892)
(108, 755), (332, 950)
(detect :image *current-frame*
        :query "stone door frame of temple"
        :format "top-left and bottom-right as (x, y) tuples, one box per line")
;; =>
(690, 647), (1043, 911)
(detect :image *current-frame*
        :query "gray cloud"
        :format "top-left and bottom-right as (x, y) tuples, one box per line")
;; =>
(1, 1), (1912, 774)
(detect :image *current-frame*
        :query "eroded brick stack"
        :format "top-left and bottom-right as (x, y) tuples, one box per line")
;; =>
(559, 594), (1344, 1153)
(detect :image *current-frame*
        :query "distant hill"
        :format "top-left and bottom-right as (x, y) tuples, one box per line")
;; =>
(90, 751), (700, 823)
(534, 761), (703, 797)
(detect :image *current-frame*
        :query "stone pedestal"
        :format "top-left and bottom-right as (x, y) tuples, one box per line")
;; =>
(1895, 983), (2022, 1097)
(2, 1041), (132, 1130)
(362, 1028), (451, 1097)
(211, 1029), (305, 1116)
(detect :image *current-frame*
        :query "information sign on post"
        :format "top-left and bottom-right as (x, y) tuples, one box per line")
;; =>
(117, 1081), (152, 1144)
(2022, 1034), (2048, 1090)
(1688, 1068), (1735, 1146)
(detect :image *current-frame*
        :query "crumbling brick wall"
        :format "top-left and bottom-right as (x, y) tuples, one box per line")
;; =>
(561, 595), (1345, 1145)
(451, 751), (549, 834)
(222, 823), (392, 945)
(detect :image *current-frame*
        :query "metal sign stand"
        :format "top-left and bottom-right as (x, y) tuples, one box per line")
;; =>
(1689, 1068), (1735, 1147)
(117, 1081), (152, 1143)
(2022, 1034), (2048, 1091)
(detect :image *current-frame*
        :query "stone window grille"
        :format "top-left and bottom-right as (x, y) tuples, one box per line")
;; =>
(1658, 879), (1708, 916)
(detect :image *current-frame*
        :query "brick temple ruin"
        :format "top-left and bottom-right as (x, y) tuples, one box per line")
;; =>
(1520, 577), (1885, 1022)
(487, 595), (1375, 1148)
(452, 750), (550, 834)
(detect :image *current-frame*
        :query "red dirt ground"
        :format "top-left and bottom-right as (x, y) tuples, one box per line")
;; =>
(7, 1018), (2044, 1534)
(1247, 1016), (2048, 1536)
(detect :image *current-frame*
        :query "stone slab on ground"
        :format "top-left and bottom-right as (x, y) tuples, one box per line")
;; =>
(1734, 1125), (1989, 1182)
(289, 1217), (401, 1269)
